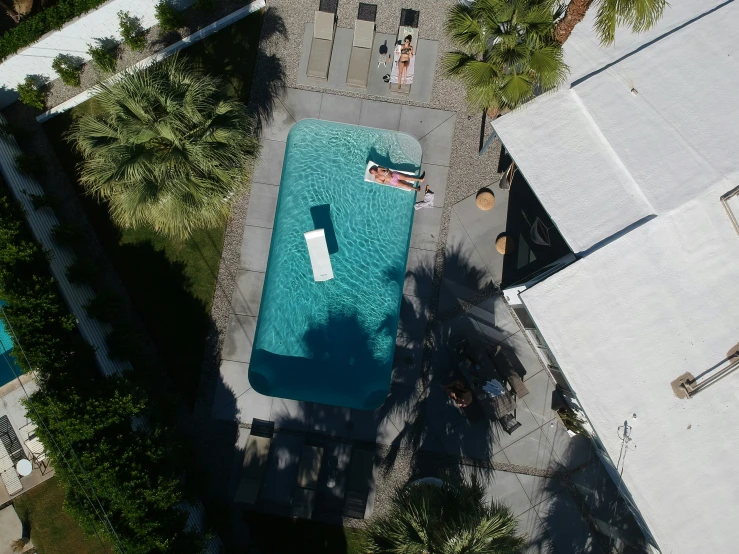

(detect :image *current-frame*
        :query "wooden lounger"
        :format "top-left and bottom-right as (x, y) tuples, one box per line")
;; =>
(291, 444), (325, 518)
(343, 444), (376, 518)
(234, 419), (274, 504)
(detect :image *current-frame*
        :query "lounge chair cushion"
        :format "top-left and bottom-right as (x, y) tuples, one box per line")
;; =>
(314, 11), (335, 40)
(346, 46), (372, 87)
(353, 20), (374, 48)
(307, 38), (333, 79)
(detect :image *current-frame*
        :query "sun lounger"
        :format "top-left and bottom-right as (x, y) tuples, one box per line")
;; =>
(1, 468), (21, 495)
(234, 419), (274, 504)
(363, 161), (418, 191)
(343, 444), (375, 518)
(390, 9), (420, 94)
(304, 229), (334, 282)
(291, 444), (324, 518)
(346, 3), (377, 87)
(307, 1), (338, 80)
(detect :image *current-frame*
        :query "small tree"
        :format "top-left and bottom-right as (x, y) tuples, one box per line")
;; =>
(195, 0), (216, 11)
(155, 1), (185, 32)
(87, 42), (118, 74)
(15, 153), (46, 179)
(16, 76), (45, 110)
(366, 476), (526, 553)
(52, 54), (83, 87)
(117, 11), (147, 52)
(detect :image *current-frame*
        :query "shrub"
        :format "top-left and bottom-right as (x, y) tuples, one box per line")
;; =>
(0, 0), (109, 63)
(0, 121), (30, 140)
(28, 193), (56, 211)
(117, 11), (147, 52)
(83, 290), (123, 323)
(65, 257), (99, 284)
(51, 54), (82, 87)
(16, 76), (45, 111)
(51, 223), (85, 245)
(106, 325), (139, 360)
(14, 153), (46, 179)
(195, 0), (216, 11)
(87, 42), (117, 74)
(155, 1), (185, 33)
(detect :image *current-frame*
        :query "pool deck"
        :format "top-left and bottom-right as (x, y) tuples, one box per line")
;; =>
(199, 1), (649, 551)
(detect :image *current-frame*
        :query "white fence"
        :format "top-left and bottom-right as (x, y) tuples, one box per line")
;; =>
(0, 0), (196, 109)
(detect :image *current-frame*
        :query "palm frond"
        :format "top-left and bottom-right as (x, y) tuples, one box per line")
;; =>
(67, 54), (258, 239)
(594, 0), (667, 45)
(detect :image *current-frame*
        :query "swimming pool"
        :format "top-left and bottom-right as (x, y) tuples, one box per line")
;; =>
(0, 303), (21, 386)
(249, 119), (422, 410)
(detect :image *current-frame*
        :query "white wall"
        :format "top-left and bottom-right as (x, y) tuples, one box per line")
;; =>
(0, 0), (195, 108)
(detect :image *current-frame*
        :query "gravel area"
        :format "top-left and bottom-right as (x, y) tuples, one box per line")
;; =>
(45, 0), (259, 109)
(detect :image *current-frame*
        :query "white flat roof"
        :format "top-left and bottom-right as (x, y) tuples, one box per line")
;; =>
(496, 1), (739, 552)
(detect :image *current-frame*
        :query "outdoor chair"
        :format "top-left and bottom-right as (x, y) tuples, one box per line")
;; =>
(489, 346), (529, 398)
(234, 419), (274, 504)
(307, 0), (338, 80)
(390, 9), (420, 94)
(343, 444), (376, 519)
(346, 3), (377, 87)
(291, 443), (325, 518)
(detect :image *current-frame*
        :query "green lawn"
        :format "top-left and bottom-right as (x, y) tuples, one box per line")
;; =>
(41, 12), (265, 408)
(13, 478), (109, 554)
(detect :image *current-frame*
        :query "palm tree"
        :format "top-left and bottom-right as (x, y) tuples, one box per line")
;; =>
(67, 55), (258, 239)
(443, 0), (568, 117)
(554, 0), (667, 45)
(366, 476), (526, 554)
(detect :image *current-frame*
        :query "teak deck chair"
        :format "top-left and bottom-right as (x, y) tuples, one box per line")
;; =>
(307, 0), (338, 79)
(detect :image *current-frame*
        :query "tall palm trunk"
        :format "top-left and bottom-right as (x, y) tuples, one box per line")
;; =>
(554, 0), (594, 44)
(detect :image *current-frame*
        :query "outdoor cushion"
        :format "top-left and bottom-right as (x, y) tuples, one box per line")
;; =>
(346, 46), (372, 87)
(353, 19), (374, 48)
(314, 11), (335, 40)
(307, 38), (333, 79)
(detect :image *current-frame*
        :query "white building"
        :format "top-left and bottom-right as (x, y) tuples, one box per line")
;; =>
(493, 1), (739, 553)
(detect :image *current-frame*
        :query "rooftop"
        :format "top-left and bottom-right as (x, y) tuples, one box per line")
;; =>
(494, 1), (739, 552)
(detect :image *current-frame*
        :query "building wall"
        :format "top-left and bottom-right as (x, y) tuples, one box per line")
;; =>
(0, 0), (196, 109)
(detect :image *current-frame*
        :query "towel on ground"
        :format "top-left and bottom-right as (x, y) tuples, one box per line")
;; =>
(390, 46), (415, 85)
(483, 379), (506, 397)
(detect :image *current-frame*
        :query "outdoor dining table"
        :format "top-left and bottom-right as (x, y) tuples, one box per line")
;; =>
(457, 352), (516, 420)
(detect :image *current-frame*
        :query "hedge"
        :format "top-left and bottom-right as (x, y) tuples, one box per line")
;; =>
(0, 187), (203, 554)
(0, 0), (109, 63)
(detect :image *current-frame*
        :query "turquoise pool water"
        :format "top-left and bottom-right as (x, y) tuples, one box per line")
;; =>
(0, 304), (21, 386)
(249, 119), (422, 410)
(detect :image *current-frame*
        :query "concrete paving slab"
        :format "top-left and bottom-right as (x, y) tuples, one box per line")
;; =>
(212, 360), (251, 416)
(502, 427), (559, 471)
(417, 163), (448, 208)
(544, 418), (594, 472)
(489, 469), (534, 517)
(517, 508), (556, 554)
(231, 270), (265, 317)
(498, 331), (544, 381)
(403, 247), (435, 298)
(318, 93), (362, 125)
(419, 114), (455, 166)
(516, 473), (566, 510)
(261, 95), (296, 142)
(453, 189), (510, 284)
(222, 314), (257, 364)
(0, 505), (32, 554)
(434, 312), (486, 352)
(522, 369), (558, 426)
(261, 433), (304, 507)
(252, 140), (286, 186)
(350, 405), (401, 445)
(392, 332), (423, 387)
(494, 404), (542, 453)
(466, 295), (521, 345)
(245, 182), (279, 229)
(316, 442), (353, 515)
(534, 491), (604, 554)
(270, 397), (314, 432)
(239, 225), (273, 272)
(399, 105), (455, 139)
(398, 294), (429, 339)
(280, 88), (323, 123)
(359, 98), (401, 131)
(409, 206), (443, 251)
(309, 404), (353, 437)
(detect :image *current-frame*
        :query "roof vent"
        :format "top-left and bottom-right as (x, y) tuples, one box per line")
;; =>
(671, 343), (739, 399)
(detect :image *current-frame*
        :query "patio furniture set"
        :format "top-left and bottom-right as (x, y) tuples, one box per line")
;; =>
(235, 419), (376, 520)
(0, 420), (47, 497)
(308, 1), (421, 93)
(452, 339), (529, 435)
